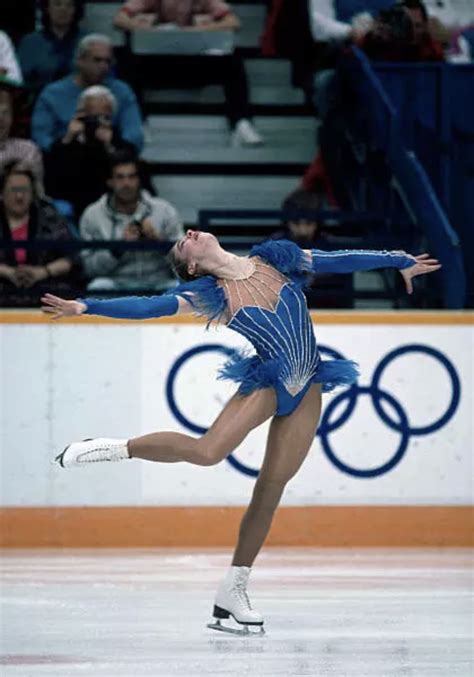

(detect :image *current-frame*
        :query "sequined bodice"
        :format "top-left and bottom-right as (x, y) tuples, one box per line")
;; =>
(218, 259), (319, 396)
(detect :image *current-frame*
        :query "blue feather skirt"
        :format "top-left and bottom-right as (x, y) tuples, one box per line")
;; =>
(218, 352), (359, 416)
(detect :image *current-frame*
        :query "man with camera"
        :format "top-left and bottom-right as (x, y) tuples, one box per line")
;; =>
(44, 85), (134, 218)
(79, 149), (184, 292)
(32, 33), (143, 153)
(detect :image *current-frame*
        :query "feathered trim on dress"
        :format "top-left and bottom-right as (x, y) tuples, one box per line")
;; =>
(165, 275), (226, 325)
(218, 350), (359, 395)
(314, 359), (359, 392)
(217, 351), (281, 393)
(166, 240), (311, 325)
(250, 239), (311, 287)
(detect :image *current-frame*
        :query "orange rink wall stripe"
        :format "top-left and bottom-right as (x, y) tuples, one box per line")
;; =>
(0, 506), (472, 548)
(0, 310), (473, 325)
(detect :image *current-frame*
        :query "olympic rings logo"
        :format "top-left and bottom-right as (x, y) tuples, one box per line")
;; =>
(165, 343), (461, 479)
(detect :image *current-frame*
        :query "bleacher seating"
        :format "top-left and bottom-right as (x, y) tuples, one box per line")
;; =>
(88, 0), (315, 239)
(82, 2), (125, 46)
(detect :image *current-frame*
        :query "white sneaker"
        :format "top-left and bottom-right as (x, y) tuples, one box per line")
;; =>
(231, 119), (264, 147)
(209, 566), (264, 632)
(54, 438), (130, 468)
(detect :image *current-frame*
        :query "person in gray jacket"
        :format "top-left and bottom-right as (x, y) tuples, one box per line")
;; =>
(80, 150), (184, 291)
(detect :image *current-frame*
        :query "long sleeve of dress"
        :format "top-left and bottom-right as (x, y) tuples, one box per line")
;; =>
(81, 294), (179, 319)
(310, 249), (415, 274)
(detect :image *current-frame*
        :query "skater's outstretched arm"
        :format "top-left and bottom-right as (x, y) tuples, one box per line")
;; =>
(302, 249), (441, 295)
(40, 292), (193, 320)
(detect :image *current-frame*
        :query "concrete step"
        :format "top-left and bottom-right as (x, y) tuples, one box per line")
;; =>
(144, 84), (304, 107)
(141, 115), (318, 165)
(82, 2), (125, 46)
(143, 58), (304, 106)
(82, 2), (266, 49)
(233, 4), (267, 48)
(153, 175), (301, 226)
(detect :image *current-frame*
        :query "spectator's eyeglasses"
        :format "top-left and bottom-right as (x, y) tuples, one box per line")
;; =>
(114, 171), (139, 180)
(88, 56), (113, 66)
(5, 186), (32, 195)
(50, 0), (75, 9)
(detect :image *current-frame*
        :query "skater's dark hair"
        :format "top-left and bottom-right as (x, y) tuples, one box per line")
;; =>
(167, 248), (200, 282)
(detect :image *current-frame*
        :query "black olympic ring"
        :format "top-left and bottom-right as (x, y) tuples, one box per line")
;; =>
(166, 343), (461, 479)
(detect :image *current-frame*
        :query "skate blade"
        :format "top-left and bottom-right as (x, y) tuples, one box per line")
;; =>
(53, 445), (70, 468)
(207, 620), (265, 636)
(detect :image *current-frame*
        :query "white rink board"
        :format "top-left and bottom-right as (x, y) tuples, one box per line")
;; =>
(0, 321), (472, 507)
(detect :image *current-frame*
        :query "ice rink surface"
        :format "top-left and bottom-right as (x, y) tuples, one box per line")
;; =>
(1, 548), (472, 676)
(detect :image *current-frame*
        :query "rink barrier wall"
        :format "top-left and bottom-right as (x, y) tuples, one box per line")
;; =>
(0, 506), (472, 548)
(0, 310), (472, 324)
(1, 310), (472, 547)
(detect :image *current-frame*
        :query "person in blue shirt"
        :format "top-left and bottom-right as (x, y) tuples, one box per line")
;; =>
(18, 0), (86, 96)
(41, 232), (440, 634)
(32, 33), (144, 153)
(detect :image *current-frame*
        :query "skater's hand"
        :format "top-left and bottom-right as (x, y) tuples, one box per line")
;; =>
(399, 253), (442, 295)
(41, 293), (87, 320)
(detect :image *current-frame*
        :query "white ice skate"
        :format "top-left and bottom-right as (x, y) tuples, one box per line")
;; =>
(207, 566), (265, 636)
(54, 438), (130, 468)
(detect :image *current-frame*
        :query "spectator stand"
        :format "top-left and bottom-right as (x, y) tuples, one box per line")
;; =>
(81, 0), (317, 231)
(1, 207), (432, 308)
(81, 2), (126, 47)
(333, 47), (470, 308)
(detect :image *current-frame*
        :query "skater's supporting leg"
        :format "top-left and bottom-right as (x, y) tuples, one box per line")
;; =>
(232, 384), (322, 567)
(128, 387), (276, 466)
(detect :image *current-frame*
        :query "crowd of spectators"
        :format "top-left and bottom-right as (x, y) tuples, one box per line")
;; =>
(79, 150), (183, 292)
(0, 0), (471, 307)
(0, 160), (77, 306)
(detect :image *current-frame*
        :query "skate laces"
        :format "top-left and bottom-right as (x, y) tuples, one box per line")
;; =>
(233, 572), (252, 610)
(77, 442), (122, 463)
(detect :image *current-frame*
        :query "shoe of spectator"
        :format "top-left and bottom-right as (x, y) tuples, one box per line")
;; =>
(231, 119), (264, 147)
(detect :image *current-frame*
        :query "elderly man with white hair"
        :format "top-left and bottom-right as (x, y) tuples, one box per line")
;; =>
(32, 33), (143, 153)
(44, 84), (136, 217)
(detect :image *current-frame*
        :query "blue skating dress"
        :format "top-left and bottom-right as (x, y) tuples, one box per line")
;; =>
(83, 240), (415, 416)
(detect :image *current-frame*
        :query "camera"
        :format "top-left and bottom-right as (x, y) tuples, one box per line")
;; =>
(81, 114), (111, 142)
(131, 217), (145, 237)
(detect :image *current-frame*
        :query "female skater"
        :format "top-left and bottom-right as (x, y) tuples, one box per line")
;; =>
(41, 231), (440, 635)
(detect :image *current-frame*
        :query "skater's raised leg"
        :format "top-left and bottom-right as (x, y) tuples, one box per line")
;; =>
(56, 388), (276, 468)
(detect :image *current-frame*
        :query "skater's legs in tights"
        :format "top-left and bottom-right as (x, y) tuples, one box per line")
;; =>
(232, 384), (322, 567)
(128, 388), (276, 466)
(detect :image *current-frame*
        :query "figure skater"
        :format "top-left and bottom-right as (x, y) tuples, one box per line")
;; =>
(41, 231), (440, 635)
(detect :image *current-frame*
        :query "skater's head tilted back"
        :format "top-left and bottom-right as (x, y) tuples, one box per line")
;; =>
(170, 229), (257, 283)
(170, 230), (226, 281)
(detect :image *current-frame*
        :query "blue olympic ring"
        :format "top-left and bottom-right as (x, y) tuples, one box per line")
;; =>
(317, 343), (461, 477)
(166, 342), (461, 479)
(166, 344), (260, 477)
(371, 344), (461, 436)
(319, 386), (410, 478)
